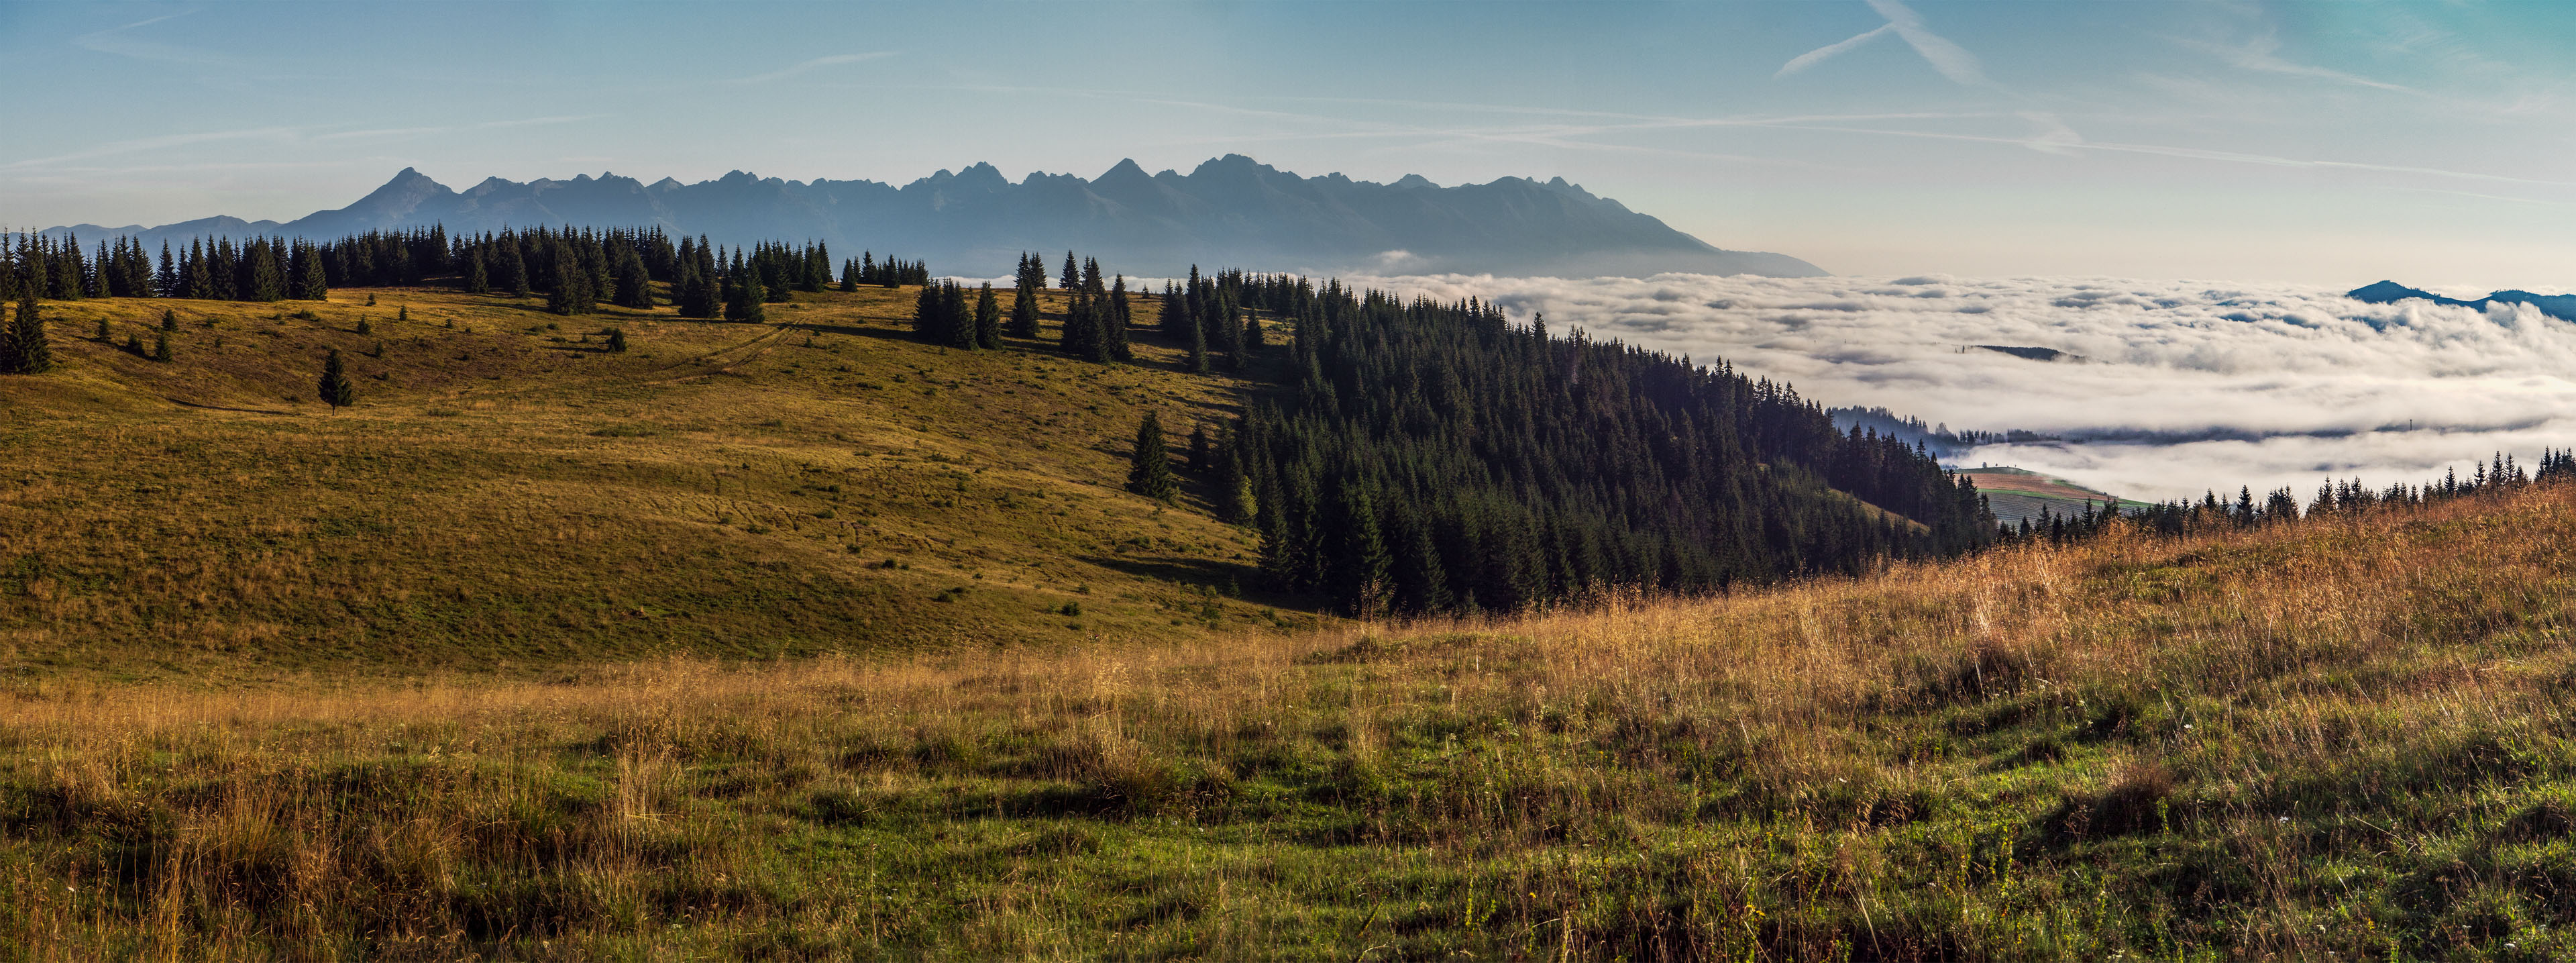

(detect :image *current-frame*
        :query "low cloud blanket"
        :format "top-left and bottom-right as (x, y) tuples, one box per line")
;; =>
(1354, 273), (2576, 503)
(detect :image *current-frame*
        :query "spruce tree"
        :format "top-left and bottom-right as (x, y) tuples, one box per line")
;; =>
(724, 264), (766, 322)
(1060, 251), (1077, 291)
(1126, 411), (1177, 503)
(1108, 274), (1132, 360)
(912, 283), (946, 342)
(319, 348), (354, 412)
(612, 248), (653, 309)
(1007, 276), (1040, 338)
(464, 252), (489, 294)
(1327, 481), (1391, 617)
(973, 283), (1001, 349)
(1186, 313), (1209, 374)
(300, 249), (329, 301)
(245, 240), (284, 303)
(5, 297), (50, 374)
(942, 283), (975, 350)
(607, 327), (629, 352)
(152, 331), (172, 362)
(502, 242), (531, 298)
(160, 308), (177, 332)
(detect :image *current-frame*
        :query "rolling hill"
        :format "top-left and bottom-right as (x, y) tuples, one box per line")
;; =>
(0, 283), (1297, 679)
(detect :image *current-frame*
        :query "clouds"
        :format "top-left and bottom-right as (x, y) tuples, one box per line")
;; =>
(728, 52), (898, 85)
(1775, 0), (1988, 87)
(1352, 272), (2576, 503)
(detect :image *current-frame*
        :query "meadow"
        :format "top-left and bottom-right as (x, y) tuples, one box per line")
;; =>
(3, 285), (2574, 960)
(0, 285), (1291, 681)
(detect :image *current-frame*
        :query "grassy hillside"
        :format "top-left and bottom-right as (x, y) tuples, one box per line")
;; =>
(0, 286), (1300, 680)
(1, 475), (2571, 958)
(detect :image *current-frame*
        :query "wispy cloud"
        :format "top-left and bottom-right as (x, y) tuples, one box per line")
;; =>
(1775, 23), (1894, 78)
(72, 11), (246, 68)
(1864, 0), (1990, 87)
(729, 52), (898, 85)
(1778, 1), (1989, 86)
(2186, 32), (2419, 95)
(1, 127), (303, 171)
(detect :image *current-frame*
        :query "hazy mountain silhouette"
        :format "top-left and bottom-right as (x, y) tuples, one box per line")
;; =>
(43, 156), (1827, 279)
(2349, 280), (2576, 321)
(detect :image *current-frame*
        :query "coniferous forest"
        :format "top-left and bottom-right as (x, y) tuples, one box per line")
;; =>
(970, 254), (1994, 616)
(5, 225), (1996, 619)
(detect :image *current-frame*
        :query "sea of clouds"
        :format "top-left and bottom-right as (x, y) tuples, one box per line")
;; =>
(1350, 273), (2576, 504)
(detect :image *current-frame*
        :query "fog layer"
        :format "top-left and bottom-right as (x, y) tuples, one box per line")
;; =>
(1356, 273), (2576, 502)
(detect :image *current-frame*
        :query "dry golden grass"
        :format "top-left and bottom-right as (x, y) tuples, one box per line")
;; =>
(0, 482), (2568, 958)
(0, 285), (1297, 680)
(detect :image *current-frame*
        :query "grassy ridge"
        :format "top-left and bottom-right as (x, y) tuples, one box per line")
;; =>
(1, 482), (2571, 958)
(0, 287), (1295, 680)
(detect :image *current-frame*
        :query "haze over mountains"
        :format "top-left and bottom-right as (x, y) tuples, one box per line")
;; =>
(40, 155), (1825, 281)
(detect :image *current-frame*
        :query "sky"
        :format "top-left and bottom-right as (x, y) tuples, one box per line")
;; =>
(7, 1), (2576, 289)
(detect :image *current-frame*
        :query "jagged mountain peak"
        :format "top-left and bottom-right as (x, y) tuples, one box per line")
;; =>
(45, 156), (1828, 279)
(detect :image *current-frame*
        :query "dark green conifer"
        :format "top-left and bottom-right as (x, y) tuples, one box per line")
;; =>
(942, 283), (974, 350)
(245, 240), (284, 303)
(1126, 411), (1177, 503)
(973, 283), (1001, 349)
(724, 262), (765, 322)
(319, 348), (354, 412)
(608, 327), (629, 352)
(1060, 251), (1078, 291)
(152, 331), (172, 362)
(1186, 313), (1209, 374)
(299, 248), (329, 301)
(501, 242), (531, 298)
(1327, 481), (1391, 617)
(1007, 274), (1040, 338)
(160, 308), (177, 332)
(5, 296), (53, 374)
(612, 248), (653, 309)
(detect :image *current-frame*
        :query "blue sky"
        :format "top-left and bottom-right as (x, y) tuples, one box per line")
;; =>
(6, 1), (2575, 287)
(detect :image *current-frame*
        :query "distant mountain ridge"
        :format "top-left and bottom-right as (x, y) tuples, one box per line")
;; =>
(2349, 280), (2576, 321)
(40, 156), (1827, 280)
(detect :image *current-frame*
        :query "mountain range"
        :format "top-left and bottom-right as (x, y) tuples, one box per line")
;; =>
(39, 156), (1825, 280)
(2347, 280), (2576, 322)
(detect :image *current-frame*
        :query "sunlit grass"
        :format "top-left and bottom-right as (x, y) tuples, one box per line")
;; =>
(2, 480), (2571, 958)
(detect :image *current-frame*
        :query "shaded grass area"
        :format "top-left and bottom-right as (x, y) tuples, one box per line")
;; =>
(0, 286), (1297, 680)
(1, 486), (2573, 958)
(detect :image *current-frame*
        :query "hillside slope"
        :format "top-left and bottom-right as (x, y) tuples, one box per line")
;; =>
(0, 472), (2567, 957)
(0, 285), (1295, 679)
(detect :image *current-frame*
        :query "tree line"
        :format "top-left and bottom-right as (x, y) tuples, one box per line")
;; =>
(0, 227), (926, 320)
(1074, 265), (2002, 616)
(2003, 450), (2576, 547)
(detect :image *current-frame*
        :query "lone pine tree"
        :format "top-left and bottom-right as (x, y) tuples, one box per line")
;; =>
(606, 327), (629, 352)
(1126, 411), (1177, 503)
(318, 348), (355, 412)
